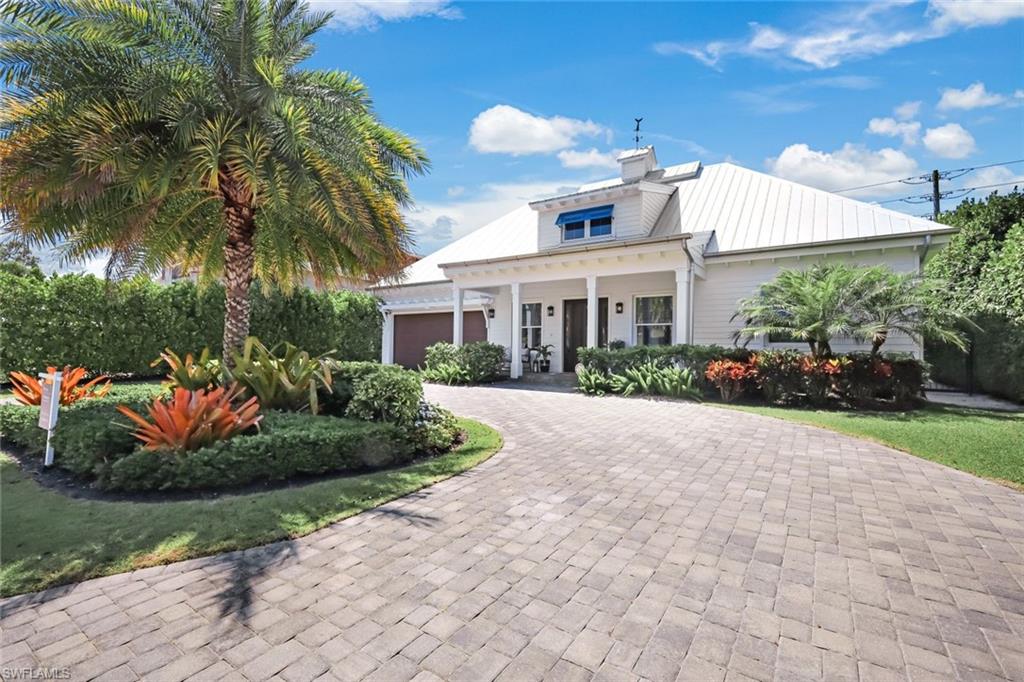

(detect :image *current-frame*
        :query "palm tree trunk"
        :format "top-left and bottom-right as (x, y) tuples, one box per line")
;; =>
(221, 176), (256, 360)
(871, 332), (887, 357)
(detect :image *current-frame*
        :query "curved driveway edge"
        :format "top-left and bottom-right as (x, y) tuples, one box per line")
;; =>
(2, 384), (1022, 682)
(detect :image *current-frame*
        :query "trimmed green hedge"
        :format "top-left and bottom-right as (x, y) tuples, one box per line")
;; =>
(421, 342), (506, 385)
(106, 413), (411, 491)
(0, 272), (382, 378)
(577, 344), (751, 375)
(927, 313), (1024, 403)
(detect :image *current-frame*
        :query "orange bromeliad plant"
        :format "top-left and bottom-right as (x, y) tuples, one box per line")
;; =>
(116, 384), (261, 453)
(9, 366), (111, 406)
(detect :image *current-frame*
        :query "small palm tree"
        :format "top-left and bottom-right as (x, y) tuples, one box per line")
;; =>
(732, 264), (867, 357)
(854, 269), (970, 356)
(0, 0), (427, 354)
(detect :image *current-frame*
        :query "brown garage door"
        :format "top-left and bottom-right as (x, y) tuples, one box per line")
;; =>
(393, 311), (488, 369)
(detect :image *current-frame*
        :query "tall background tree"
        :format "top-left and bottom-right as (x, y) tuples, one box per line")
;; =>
(0, 0), (427, 354)
(926, 189), (1024, 402)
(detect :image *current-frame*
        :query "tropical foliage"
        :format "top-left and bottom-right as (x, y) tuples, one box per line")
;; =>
(116, 385), (261, 453)
(610, 362), (702, 400)
(225, 337), (335, 414)
(733, 263), (968, 357)
(152, 348), (222, 391)
(0, 0), (426, 353)
(9, 365), (110, 406)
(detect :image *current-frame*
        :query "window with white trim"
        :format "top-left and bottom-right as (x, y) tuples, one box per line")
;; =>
(635, 295), (673, 346)
(521, 303), (542, 349)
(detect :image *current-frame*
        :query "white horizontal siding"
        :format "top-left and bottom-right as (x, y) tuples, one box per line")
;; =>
(486, 272), (676, 371)
(692, 248), (924, 356)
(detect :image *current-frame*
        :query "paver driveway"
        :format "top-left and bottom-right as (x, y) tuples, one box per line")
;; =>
(2, 385), (1023, 682)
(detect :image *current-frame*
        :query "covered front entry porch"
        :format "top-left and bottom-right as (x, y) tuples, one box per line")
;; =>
(440, 235), (703, 378)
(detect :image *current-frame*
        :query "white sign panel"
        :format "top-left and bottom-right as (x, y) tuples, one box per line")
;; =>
(38, 376), (60, 429)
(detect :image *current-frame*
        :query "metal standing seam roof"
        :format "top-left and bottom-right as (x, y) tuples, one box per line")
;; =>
(389, 161), (951, 286)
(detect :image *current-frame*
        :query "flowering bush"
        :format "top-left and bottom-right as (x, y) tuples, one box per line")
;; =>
(705, 360), (758, 402)
(9, 365), (111, 406)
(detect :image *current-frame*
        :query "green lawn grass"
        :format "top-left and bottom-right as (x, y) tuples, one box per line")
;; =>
(0, 418), (501, 597)
(721, 403), (1024, 489)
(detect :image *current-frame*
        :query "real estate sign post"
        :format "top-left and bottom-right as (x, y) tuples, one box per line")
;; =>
(37, 370), (62, 467)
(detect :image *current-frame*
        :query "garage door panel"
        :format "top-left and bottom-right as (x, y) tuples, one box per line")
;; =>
(393, 312), (487, 369)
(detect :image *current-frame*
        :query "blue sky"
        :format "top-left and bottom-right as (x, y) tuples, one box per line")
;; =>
(308, 0), (1024, 256)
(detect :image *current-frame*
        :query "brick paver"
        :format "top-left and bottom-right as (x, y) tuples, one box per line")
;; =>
(2, 385), (1023, 681)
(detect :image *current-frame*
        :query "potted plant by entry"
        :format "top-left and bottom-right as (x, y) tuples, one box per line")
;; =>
(536, 344), (554, 372)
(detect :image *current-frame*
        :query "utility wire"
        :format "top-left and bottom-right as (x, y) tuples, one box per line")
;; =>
(834, 159), (1024, 194)
(875, 180), (1022, 205)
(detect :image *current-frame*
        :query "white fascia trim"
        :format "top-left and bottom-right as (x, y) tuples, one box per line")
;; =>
(382, 295), (493, 314)
(706, 231), (956, 264)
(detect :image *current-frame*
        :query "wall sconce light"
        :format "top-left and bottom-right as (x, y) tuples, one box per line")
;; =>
(615, 301), (624, 314)
(546, 305), (555, 317)
(487, 308), (495, 319)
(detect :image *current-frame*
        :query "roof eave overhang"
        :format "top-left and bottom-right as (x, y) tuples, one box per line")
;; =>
(439, 233), (693, 271)
(706, 227), (958, 262)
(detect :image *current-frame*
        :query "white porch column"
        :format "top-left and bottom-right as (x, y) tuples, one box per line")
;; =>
(586, 274), (598, 348)
(510, 282), (522, 379)
(674, 266), (691, 344)
(381, 312), (394, 364)
(452, 285), (464, 346)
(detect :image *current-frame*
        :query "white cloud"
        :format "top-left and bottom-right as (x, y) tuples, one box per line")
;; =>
(928, 0), (1024, 30)
(556, 148), (626, 170)
(937, 81), (1011, 110)
(894, 100), (922, 120)
(446, 185), (465, 198)
(968, 165), (1024, 189)
(766, 143), (920, 197)
(405, 179), (585, 254)
(867, 117), (921, 145)
(320, 1), (461, 31)
(923, 123), (977, 158)
(656, 1), (1024, 70)
(468, 105), (607, 156)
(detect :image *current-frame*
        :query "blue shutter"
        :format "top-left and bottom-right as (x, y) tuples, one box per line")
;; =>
(555, 204), (614, 226)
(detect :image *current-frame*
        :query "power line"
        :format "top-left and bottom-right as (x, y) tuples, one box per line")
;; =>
(875, 180), (1022, 205)
(834, 158), (1024, 194)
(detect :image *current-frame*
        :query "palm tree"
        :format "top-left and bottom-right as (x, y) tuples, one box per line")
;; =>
(0, 0), (427, 354)
(733, 263), (971, 358)
(854, 268), (970, 356)
(732, 264), (867, 357)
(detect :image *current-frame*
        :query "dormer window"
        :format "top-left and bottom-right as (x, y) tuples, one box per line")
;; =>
(556, 205), (614, 242)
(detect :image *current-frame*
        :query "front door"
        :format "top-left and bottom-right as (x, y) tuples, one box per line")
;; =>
(563, 298), (608, 372)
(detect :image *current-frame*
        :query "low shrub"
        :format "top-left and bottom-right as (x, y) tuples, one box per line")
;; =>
(106, 412), (412, 491)
(412, 401), (460, 454)
(577, 344), (751, 375)
(421, 342), (506, 384)
(0, 393), (153, 478)
(345, 365), (423, 425)
(575, 343), (926, 408)
(705, 360), (757, 402)
(575, 365), (616, 396)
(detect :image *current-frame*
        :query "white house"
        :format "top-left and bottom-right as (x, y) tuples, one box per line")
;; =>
(374, 147), (955, 376)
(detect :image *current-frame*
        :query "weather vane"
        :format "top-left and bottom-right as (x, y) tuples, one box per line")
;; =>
(634, 118), (643, 149)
